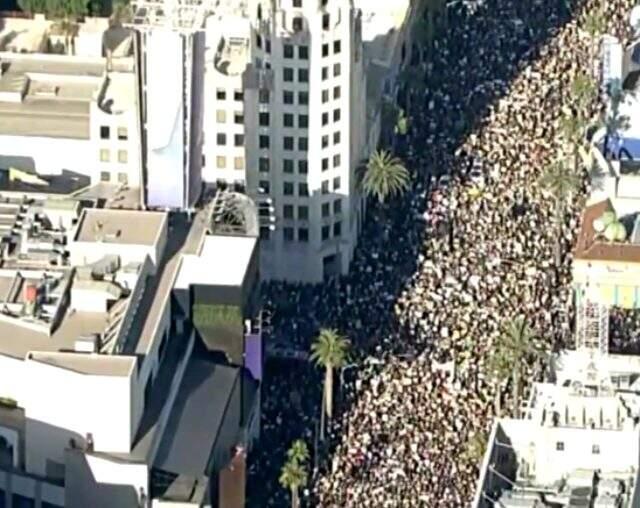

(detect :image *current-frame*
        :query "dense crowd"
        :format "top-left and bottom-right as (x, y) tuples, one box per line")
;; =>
(247, 0), (637, 506)
(609, 306), (640, 354)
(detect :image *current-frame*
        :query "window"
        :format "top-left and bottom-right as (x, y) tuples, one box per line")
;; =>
(259, 180), (270, 194)
(592, 444), (600, 455)
(333, 154), (341, 167)
(556, 442), (564, 451)
(100, 126), (110, 139)
(284, 44), (294, 58)
(298, 137), (308, 151)
(333, 86), (341, 99)
(322, 43), (329, 57)
(321, 180), (329, 194)
(260, 227), (271, 240)
(283, 204), (294, 219)
(333, 131), (341, 144)
(334, 40), (341, 54)
(266, 39), (271, 53)
(298, 228), (309, 242)
(216, 88), (226, 100)
(293, 0), (302, 7)
(284, 67), (294, 82)
(259, 157), (270, 172)
(322, 112), (329, 126)
(283, 227), (294, 242)
(259, 112), (270, 126)
(322, 158), (329, 171)
(234, 112), (244, 124)
(216, 156), (226, 169)
(298, 205), (308, 220)
(333, 176), (341, 190)
(118, 172), (128, 184)
(283, 91), (294, 104)
(217, 133), (227, 145)
(234, 90), (244, 101)
(299, 183), (309, 196)
(259, 135), (270, 149)
(99, 149), (110, 162)
(216, 110), (227, 123)
(333, 63), (341, 77)
(234, 156), (244, 170)
(293, 17), (303, 32)
(256, 34), (262, 49)
(298, 114), (308, 128)
(299, 45), (308, 59)
(284, 113), (294, 127)
(334, 221), (342, 237)
(333, 198), (342, 214)
(322, 13), (330, 30)
(322, 135), (329, 148)
(118, 149), (128, 163)
(259, 89), (270, 103)
(322, 89), (330, 103)
(333, 108), (341, 122)
(321, 202), (330, 217)
(234, 134), (244, 147)
(322, 67), (329, 80)
(298, 160), (308, 174)
(100, 171), (110, 182)
(298, 68), (309, 83)
(284, 182), (294, 196)
(322, 225), (330, 240)
(283, 159), (294, 173)
(284, 136), (294, 150)
(117, 127), (128, 140)
(298, 91), (309, 105)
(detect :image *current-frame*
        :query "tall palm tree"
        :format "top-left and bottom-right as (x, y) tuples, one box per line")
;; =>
(496, 317), (544, 415)
(582, 7), (606, 73)
(287, 439), (309, 465)
(486, 341), (511, 417)
(309, 328), (349, 431)
(279, 450), (307, 508)
(540, 157), (581, 264)
(571, 74), (598, 115)
(360, 150), (410, 204)
(559, 113), (588, 174)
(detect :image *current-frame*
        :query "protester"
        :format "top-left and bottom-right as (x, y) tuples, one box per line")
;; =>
(247, 0), (637, 506)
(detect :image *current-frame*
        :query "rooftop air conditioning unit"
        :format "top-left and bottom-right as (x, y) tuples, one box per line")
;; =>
(74, 334), (101, 353)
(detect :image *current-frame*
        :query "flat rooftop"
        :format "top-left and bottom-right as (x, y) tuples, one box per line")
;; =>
(75, 208), (167, 246)
(176, 234), (257, 289)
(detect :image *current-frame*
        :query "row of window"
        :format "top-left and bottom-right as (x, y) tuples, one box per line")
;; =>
(99, 148), (128, 164)
(253, 132), (341, 151)
(258, 180), (309, 197)
(256, 37), (340, 59)
(280, 199), (341, 220)
(100, 171), (129, 184)
(207, 155), (245, 170)
(555, 442), (600, 454)
(259, 158), (308, 174)
(262, 221), (342, 243)
(215, 133), (244, 147)
(216, 89), (244, 102)
(99, 125), (128, 141)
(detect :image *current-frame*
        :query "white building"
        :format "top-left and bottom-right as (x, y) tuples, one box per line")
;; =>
(0, 193), (262, 508)
(473, 348), (640, 508)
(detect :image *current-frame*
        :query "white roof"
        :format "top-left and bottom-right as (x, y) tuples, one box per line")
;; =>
(175, 234), (256, 288)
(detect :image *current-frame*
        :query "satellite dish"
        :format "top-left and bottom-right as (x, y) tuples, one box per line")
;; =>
(630, 6), (640, 35)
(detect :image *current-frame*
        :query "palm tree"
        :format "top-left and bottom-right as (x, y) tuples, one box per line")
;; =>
(496, 317), (544, 415)
(582, 8), (606, 72)
(287, 439), (309, 465)
(540, 157), (581, 264)
(360, 150), (410, 204)
(559, 113), (588, 174)
(571, 74), (598, 115)
(463, 429), (489, 464)
(485, 341), (511, 417)
(309, 328), (349, 436)
(279, 451), (307, 508)
(111, 0), (134, 26)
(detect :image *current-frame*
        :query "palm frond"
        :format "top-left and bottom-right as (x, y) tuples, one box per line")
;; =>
(361, 150), (410, 204)
(309, 328), (350, 370)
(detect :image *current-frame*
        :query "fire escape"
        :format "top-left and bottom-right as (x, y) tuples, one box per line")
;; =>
(575, 299), (609, 356)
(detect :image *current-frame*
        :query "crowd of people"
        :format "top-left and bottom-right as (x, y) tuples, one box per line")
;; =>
(247, 0), (637, 506)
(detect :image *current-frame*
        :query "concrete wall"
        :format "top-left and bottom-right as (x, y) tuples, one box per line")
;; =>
(69, 242), (159, 271)
(0, 354), (135, 476)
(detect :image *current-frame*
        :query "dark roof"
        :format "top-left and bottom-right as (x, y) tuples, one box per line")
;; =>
(153, 348), (239, 477)
(574, 199), (640, 263)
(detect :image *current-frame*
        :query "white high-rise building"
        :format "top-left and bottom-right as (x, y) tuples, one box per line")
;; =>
(204, 0), (367, 282)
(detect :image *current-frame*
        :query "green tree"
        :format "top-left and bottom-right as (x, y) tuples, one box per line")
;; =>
(494, 317), (544, 415)
(110, 0), (132, 25)
(309, 328), (349, 431)
(462, 429), (489, 464)
(279, 442), (308, 508)
(17, 0), (47, 14)
(394, 108), (410, 137)
(486, 340), (511, 417)
(583, 7), (606, 65)
(540, 157), (581, 264)
(360, 150), (410, 204)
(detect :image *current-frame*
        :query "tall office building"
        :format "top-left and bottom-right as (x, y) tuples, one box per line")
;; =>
(130, 2), (206, 210)
(205, 0), (368, 282)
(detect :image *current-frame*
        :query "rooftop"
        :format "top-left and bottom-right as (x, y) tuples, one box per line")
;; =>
(74, 208), (167, 246)
(0, 53), (134, 139)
